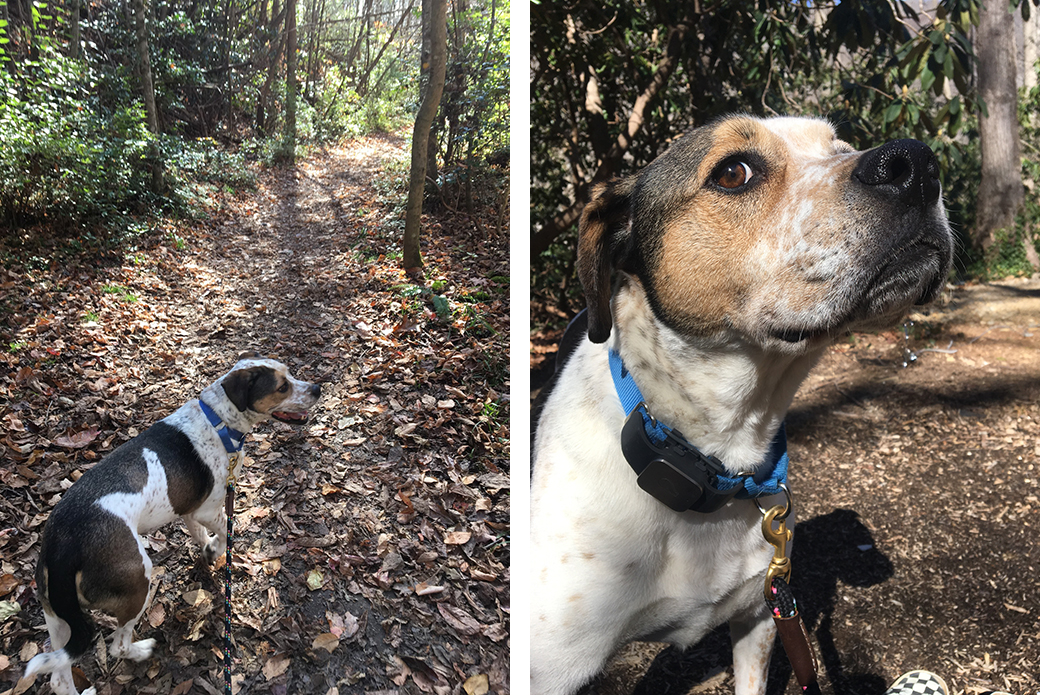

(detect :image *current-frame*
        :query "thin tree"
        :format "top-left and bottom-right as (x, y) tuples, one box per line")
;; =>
(68, 0), (80, 59)
(280, 0), (297, 163)
(133, 0), (163, 193)
(402, 0), (446, 273)
(974, 0), (1030, 264)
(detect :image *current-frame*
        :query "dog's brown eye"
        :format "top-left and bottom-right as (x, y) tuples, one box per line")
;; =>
(279, 383), (289, 393)
(715, 161), (754, 189)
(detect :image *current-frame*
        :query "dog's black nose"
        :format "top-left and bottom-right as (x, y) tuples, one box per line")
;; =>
(852, 139), (941, 207)
(311, 383), (322, 397)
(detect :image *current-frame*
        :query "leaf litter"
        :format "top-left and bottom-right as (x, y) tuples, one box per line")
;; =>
(0, 133), (509, 694)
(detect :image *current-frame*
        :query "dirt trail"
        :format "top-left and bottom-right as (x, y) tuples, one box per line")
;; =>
(532, 279), (1040, 695)
(1, 135), (510, 695)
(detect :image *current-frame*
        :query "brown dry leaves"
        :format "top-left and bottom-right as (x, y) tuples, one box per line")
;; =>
(0, 134), (509, 694)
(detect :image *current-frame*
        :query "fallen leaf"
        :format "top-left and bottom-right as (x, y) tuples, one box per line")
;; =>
(262, 653), (291, 680)
(147, 602), (165, 627)
(19, 641), (37, 662)
(10, 675), (36, 695)
(311, 633), (339, 653)
(306, 568), (324, 590)
(463, 673), (489, 695)
(172, 679), (194, 695)
(327, 610), (359, 639)
(0, 600), (22, 620)
(182, 589), (212, 607)
(0, 574), (18, 597)
(469, 568), (497, 582)
(414, 582), (446, 596)
(444, 530), (471, 545)
(54, 427), (100, 450)
(437, 602), (481, 636)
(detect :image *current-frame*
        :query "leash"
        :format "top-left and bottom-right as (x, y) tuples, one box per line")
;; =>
(198, 399), (243, 695)
(608, 348), (820, 691)
(223, 464), (235, 695)
(759, 490), (820, 695)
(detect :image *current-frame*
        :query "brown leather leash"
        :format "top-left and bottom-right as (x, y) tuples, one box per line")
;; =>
(760, 488), (821, 695)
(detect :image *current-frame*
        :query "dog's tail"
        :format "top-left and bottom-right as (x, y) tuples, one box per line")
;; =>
(25, 550), (95, 679)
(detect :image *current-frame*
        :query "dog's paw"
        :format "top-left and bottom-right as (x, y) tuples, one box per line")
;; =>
(124, 638), (156, 662)
(203, 537), (226, 565)
(81, 688), (98, 695)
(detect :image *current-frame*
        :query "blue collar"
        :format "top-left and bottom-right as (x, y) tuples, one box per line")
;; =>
(608, 348), (788, 500)
(199, 399), (246, 455)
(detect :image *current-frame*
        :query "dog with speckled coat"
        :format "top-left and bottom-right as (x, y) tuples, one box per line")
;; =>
(531, 116), (954, 695)
(24, 354), (320, 695)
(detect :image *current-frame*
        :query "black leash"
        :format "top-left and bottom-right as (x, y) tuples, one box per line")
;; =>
(223, 468), (236, 695)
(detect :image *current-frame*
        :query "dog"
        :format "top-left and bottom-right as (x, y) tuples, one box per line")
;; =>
(24, 354), (321, 695)
(530, 115), (953, 695)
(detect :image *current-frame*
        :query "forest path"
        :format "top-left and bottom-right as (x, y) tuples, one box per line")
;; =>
(1, 134), (510, 695)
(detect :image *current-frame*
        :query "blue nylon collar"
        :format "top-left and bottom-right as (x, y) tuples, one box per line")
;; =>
(199, 399), (246, 454)
(608, 348), (788, 499)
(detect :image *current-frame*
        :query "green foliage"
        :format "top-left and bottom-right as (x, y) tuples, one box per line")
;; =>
(530, 0), (1010, 323)
(968, 227), (1035, 279)
(102, 284), (139, 302)
(428, 1), (510, 212)
(0, 0), (446, 243)
(0, 46), (157, 230)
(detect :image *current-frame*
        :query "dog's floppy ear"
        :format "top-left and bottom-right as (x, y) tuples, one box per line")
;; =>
(577, 179), (633, 343)
(222, 366), (265, 412)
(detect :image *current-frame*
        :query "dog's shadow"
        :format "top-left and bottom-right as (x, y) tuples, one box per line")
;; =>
(620, 509), (894, 695)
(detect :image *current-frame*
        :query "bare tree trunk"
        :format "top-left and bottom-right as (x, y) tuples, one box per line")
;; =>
(344, 0), (373, 80)
(974, 0), (1024, 256)
(68, 0), (80, 58)
(356, 0), (413, 97)
(224, 0), (232, 134)
(1025, 6), (1039, 91)
(422, 0), (440, 189)
(259, 0), (283, 134)
(402, 0), (446, 272)
(133, 0), (163, 193)
(255, 0), (267, 130)
(280, 0), (297, 163)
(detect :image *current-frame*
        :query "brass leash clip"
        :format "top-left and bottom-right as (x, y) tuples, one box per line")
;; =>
(758, 484), (793, 600)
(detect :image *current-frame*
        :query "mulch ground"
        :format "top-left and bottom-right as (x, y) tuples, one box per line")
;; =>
(0, 134), (510, 695)
(531, 279), (1040, 695)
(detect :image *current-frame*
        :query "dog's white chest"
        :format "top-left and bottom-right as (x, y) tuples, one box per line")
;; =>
(95, 449), (178, 534)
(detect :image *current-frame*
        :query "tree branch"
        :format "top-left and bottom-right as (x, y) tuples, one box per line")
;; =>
(531, 21), (688, 256)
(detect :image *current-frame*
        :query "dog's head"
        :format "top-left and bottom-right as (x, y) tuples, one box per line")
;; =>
(219, 353), (321, 424)
(578, 115), (954, 351)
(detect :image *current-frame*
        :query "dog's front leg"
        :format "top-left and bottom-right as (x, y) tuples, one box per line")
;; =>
(183, 507), (227, 565)
(730, 607), (776, 695)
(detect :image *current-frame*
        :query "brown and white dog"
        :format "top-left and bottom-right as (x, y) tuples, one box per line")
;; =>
(25, 354), (321, 695)
(531, 116), (953, 695)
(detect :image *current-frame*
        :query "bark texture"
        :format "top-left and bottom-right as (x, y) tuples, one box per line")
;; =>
(402, 0), (446, 271)
(974, 0), (1024, 253)
(133, 0), (163, 193)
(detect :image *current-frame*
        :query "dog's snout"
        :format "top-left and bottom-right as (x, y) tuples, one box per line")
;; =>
(853, 139), (940, 207)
